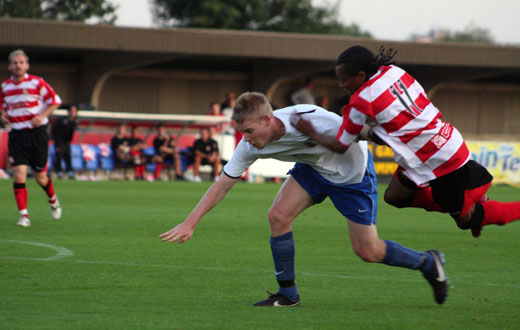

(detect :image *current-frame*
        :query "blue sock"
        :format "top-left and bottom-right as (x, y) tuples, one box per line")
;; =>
(383, 240), (434, 273)
(270, 231), (298, 300)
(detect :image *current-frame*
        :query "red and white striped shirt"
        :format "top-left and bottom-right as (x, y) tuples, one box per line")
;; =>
(1, 74), (62, 130)
(337, 65), (470, 185)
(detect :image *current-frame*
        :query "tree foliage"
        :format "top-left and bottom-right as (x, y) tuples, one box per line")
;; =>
(437, 23), (495, 44)
(0, 0), (117, 23)
(152, 0), (371, 37)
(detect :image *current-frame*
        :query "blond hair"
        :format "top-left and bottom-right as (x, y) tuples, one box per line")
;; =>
(232, 92), (273, 124)
(8, 49), (29, 63)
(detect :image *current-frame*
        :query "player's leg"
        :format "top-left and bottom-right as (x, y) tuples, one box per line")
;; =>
(212, 154), (221, 180)
(330, 158), (448, 304)
(63, 144), (73, 178)
(9, 131), (33, 226)
(32, 130), (61, 220)
(173, 149), (183, 178)
(54, 145), (63, 177)
(347, 214), (448, 304)
(130, 150), (142, 180)
(451, 187), (520, 238)
(12, 165), (31, 226)
(384, 167), (444, 212)
(254, 173), (315, 307)
(432, 160), (519, 237)
(152, 155), (163, 180)
(193, 154), (202, 181)
(34, 169), (61, 220)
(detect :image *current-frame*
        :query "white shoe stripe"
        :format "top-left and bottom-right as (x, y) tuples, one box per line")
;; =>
(433, 253), (446, 282)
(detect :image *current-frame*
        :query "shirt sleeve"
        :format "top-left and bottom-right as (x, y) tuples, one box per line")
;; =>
(336, 96), (371, 147)
(39, 79), (62, 106)
(222, 139), (257, 178)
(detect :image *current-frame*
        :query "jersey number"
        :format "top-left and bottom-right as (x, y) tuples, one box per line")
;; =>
(389, 80), (423, 116)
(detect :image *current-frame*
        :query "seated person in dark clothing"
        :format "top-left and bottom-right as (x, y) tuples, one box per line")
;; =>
(152, 124), (184, 181)
(51, 104), (78, 179)
(110, 123), (131, 166)
(192, 127), (220, 182)
(128, 125), (148, 180)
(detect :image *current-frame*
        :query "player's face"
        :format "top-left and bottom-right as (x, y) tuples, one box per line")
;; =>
(335, 64), (366, 96)
(237, 116), (271, 149)
(8, 54), (29, 80)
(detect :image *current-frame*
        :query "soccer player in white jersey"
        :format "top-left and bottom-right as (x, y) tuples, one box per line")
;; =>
(160, 92), (449, 306)
(292, 45), (520, 238)
(0, 49), (62, 227)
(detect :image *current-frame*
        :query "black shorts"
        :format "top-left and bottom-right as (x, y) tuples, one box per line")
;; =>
(8, 125), (49, 172)
(397, 160), (493, 216)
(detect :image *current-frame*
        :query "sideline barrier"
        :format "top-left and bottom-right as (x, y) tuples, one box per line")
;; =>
(467, 141), (520, 187)
(368, 142), (520, 186)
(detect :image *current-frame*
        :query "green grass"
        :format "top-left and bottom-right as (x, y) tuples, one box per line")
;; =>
(0, 179), (519, 329)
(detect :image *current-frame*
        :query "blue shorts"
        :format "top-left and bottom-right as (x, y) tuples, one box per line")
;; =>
(288, 152), (378, 225)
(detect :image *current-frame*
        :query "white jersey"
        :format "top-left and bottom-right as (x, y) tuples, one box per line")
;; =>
(1, 74), (62, 130)
(223, 105), (368, 185)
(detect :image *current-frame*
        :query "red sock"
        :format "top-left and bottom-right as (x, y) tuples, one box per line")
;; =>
(140, 164), (146, 178)
(134, 165), (140, 179)
(13, 182), (28, 213)
(482, 200), (520, 226)
(42, 178), (56, 203)
(411, 188), (446, 212)
(154, 163), (163, 179)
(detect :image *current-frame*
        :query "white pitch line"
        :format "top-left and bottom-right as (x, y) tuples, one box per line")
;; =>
(1, 250), (519, 289)
(0, 239), (73, 261)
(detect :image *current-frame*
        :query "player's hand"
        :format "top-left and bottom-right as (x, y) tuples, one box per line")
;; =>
(31, 114), (45, 127)
(159, 222), (194, 244)
(1, 111), (8, 125)
(290, 112), (313, 136)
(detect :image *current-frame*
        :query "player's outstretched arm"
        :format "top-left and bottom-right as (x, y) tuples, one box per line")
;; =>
(159, 174), (238, 244)
(290, 113), (348, 153)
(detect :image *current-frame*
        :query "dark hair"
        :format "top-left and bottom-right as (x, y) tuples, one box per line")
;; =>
(336, 45), (397, 77)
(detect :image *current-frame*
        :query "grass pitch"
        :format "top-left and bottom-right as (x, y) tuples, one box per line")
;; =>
(0, 179), (519, 329)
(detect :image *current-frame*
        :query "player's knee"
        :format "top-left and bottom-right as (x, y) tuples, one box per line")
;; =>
(267, 206), (293, 231)
(383, 190), (409, 208)
(268, 207), (284, 225)
(35, 174), (48, 186)
(352, 243), (381, 263)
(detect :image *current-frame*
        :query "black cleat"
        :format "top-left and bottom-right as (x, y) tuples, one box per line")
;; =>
(423, 250), (449, 304)
(253, 291), (300, 307)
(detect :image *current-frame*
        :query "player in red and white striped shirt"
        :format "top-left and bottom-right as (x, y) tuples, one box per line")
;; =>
(1, 49), (62, 227)
(292, 45), (519, 238)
